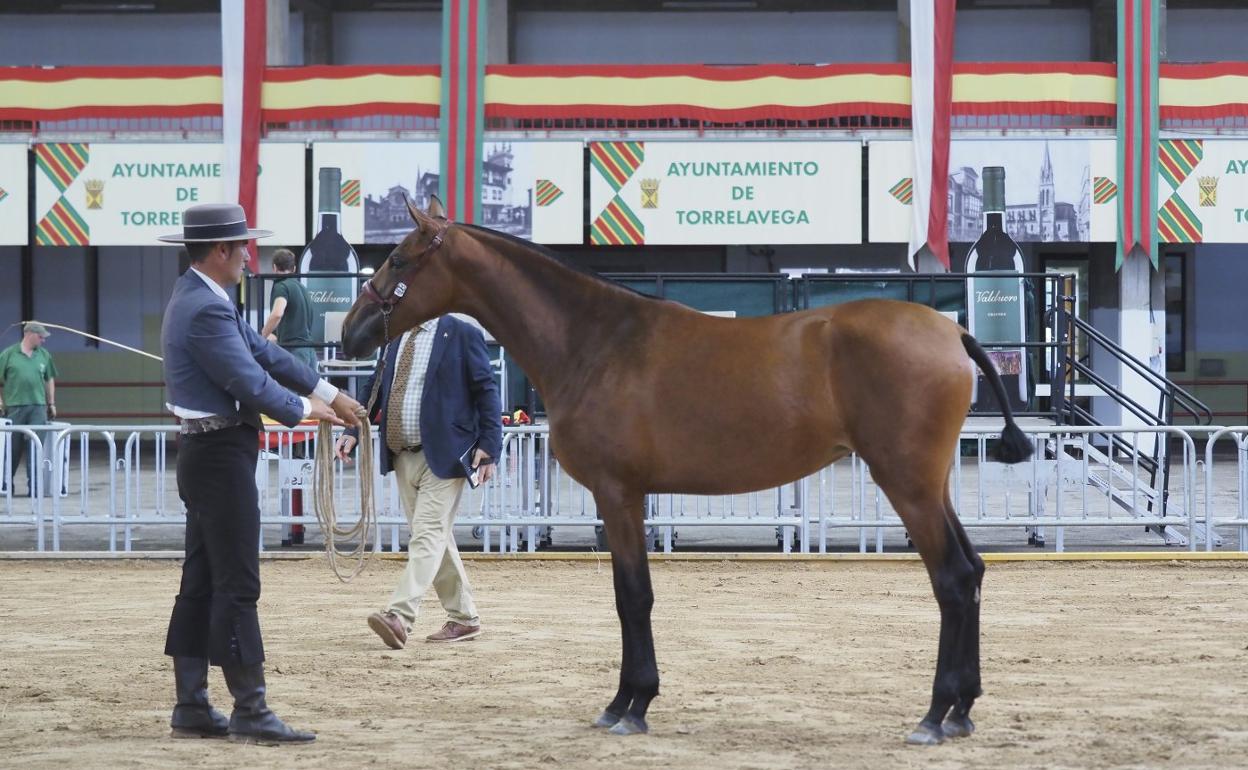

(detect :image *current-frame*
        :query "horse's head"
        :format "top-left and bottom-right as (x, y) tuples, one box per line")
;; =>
(340, 195), (456, 358)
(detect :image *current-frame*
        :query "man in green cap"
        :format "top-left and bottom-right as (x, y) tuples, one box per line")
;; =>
(0, 323), (58, 496)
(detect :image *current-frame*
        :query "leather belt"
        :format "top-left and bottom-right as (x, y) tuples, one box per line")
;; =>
(180, 415), (243, 435)
(400, 444), (423, 453)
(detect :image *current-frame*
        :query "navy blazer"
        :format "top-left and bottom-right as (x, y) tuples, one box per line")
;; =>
(162, 270), (318, 428)
(349, 316), (502, 480)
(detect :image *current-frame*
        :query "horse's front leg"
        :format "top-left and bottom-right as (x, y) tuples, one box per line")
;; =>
(590, 487), (658, 736)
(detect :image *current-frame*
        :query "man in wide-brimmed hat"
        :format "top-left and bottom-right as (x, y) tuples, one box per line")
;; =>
(157, 203), (362, 745)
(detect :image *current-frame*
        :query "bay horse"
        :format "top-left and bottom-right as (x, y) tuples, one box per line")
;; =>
(340, 197), (1033, 745)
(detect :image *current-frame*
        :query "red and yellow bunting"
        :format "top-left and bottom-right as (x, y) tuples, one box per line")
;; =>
(591, 196), (644, 246)
(889, 177), (913, 205)
(1158, 139), (1202, 191)
(590, 141), (644, 193)
(262, 65), (440, 121)
(36, 197), (89, 246)
(5, 63), (1248, 125)
(0, 66), (220, 121)
(1092, 176), (1118, 204)
(1157, 193), (1201, 243)
(535, 179), (563, 207)
(36, 143), (89, 193)
(0, 187), (7, 204)
(1160, 62), (1248, 121)
(340, 179), (361, 207)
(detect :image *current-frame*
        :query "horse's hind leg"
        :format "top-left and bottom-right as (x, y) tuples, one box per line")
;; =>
(871, 472), (980, 746)
(590, 485), (659, 736)
(940, 500), (985, 739)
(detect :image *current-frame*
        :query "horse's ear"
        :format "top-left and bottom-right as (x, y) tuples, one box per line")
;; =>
(405, 195), (425, 225)
(426, 195), (446, 219)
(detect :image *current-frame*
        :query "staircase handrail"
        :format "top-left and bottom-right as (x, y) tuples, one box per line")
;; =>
(1061, 313), (1213, 425)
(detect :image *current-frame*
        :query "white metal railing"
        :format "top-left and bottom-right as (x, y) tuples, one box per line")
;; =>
(2, 422), (1246, 554)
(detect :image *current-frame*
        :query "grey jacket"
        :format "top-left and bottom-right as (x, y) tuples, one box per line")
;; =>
(161, 270), (317, 427)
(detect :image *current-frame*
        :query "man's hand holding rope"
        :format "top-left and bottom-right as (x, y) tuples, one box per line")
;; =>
(309, 391), (363, 429)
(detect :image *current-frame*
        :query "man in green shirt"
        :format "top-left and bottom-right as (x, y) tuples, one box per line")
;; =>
(260, 249), (317, 373)
(0, 323), (58, 496)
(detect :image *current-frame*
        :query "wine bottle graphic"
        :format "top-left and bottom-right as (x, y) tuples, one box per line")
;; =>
(300, 167), (359, 345)
(965, 166), (1028, 412)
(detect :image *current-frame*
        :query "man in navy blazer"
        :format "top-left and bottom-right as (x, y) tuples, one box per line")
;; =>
(158, 203), (362, 746)
(336, 314), (501, 649)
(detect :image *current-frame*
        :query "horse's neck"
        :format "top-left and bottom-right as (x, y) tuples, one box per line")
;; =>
(450, 231), (641, 400)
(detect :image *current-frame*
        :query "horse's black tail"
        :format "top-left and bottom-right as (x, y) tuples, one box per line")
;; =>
(961, 333), (1034, 464)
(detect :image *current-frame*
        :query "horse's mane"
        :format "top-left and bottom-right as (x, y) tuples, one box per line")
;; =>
(458, 223), (660, 302)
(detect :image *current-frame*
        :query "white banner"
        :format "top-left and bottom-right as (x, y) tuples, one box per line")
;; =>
(0, 145), (28, 246)
(311, 142), (439, 245)
(589, 141), (861, 245)
(312, 141), (583, 245)
(869, 139), (1118, 244)
(489, 141), (583, 245)
(32, 142), (305, 246)
(1158, 139), (1248, 244)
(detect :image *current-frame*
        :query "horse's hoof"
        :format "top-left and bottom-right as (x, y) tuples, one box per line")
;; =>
(592, 710), (621, 729)
(942, 715), (975, 739)
(607, 714), (648, 736)
(905, 723), (944, 746)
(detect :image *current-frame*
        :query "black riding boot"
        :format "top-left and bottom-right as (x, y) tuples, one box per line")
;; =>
(221, 662), (316, 745)
(170, 657), (229, 739)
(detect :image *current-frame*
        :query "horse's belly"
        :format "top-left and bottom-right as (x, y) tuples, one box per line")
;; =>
(647, 428), (850, 496)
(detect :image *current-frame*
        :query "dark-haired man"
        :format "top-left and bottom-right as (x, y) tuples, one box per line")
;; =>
(158, 203), (362, 745)
(261, 248), (317, 372)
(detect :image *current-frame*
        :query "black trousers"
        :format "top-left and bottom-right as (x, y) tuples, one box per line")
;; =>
(164, 425), (265, 666)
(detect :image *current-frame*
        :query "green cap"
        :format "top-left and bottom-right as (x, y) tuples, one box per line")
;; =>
(24, 322), (50, 337)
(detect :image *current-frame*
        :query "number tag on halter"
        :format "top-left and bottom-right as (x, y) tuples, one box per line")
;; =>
(394, 282), (407, 298)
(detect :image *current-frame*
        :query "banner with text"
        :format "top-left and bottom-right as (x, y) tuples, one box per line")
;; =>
(312, 141), (583, 244)
(0, 145), (28, 245)
(33, 143), (304, 246)
(1156, 138), (1248, 243)
(869, 139), (1118, 244)
(588, 141), (861, 245)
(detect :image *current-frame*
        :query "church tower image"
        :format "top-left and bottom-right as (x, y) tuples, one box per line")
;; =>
(1038, 141), (1056, 241)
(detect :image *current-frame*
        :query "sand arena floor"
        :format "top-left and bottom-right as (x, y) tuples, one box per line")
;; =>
(1, 557), (1247, 769)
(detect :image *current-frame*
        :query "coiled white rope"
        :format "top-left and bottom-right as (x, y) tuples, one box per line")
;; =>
(312, 409), (376, 582)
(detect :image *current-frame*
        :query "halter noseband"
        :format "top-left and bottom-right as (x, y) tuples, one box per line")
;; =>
(360, 219), (452, 312)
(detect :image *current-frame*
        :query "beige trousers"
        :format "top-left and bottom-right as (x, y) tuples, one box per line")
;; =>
(386, 450), (479, 629)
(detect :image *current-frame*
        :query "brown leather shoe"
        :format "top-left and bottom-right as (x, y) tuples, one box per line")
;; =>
(367, 611), (408, 650)
(425, 621), (482, 643)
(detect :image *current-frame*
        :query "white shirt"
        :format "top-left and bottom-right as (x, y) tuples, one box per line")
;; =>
(167, 268), (338, 419)
(393, 318), (440, 447)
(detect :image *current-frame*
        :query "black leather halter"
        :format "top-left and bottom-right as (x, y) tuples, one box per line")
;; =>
(358, 219), (452, 313)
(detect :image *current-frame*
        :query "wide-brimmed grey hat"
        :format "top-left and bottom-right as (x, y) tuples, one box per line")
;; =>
(157, 203), (273, 243)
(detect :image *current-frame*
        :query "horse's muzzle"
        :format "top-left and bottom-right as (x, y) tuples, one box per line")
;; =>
(340, 306), (384, 359)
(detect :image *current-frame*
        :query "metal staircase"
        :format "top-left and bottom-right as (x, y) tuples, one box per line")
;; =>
(1046, 285), (1215, 546)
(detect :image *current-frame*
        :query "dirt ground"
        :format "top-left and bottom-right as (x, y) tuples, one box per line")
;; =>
(1, 557), (1247, 770)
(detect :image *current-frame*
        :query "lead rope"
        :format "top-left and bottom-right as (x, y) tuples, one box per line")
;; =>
(13, 319), (389, 581)
(311, 308), (392, 582)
